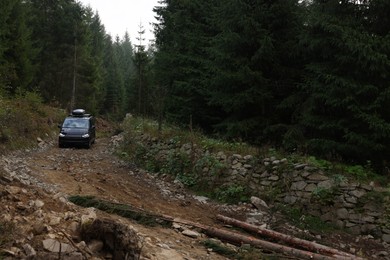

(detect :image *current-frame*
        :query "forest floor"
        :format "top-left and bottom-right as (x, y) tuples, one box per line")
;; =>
(0, 130), (389, 259)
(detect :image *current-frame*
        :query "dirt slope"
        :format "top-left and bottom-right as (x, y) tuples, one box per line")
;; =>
(1, 135), (389, 259)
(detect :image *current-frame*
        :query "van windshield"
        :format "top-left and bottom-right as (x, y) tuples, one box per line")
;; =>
(63, 118), (89, 128)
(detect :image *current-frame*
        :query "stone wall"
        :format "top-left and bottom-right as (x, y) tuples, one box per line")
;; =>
(133, 134), (390, 242)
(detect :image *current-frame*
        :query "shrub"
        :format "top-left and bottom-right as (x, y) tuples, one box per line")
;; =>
(215, 185), (249, 204)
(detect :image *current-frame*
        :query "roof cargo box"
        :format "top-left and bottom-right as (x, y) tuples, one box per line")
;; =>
(71, 109), (86, 116)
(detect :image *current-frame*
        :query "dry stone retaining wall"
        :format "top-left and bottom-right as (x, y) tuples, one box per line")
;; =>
(135, 135), (390, 242)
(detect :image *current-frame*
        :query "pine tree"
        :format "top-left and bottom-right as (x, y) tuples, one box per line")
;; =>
(0, 0), (35, 94)
(298, 0), (390, 167)
(118, 32), (136, 113)
(133, 23), (150, 117)
(153, 0), (217, 129)
(28, 0), (86, 107)
(101, 35), (124, 118)
(206, 0), (303, 142)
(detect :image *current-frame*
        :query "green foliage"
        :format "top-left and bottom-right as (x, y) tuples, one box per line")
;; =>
(201, 240), (237, 258)
(160, 151), (192, 177)
(69, 196), (171, 227)
(0, 96), (65, 152)
(344, 165), (369, 180)
(280, 206), (336, 233)
(307, 156), (333, 171)
(312, 186), (337, 205)
(194, 154), (227, 177)
(298, 0), (390, 168)
(215, 185), (249, 204)
(200, 138), (257, 156)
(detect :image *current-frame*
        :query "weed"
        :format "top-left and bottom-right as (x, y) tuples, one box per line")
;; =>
(307, 156), (333, 171)
(194, 154), (227, 177)
(160, 150), (192, 176)
(214, 185), (249, 204)
(312, 186), (336, 205)
(279, 206), (336, 233)
(176, 173), (197, 187)
(201, 239), (237, 258)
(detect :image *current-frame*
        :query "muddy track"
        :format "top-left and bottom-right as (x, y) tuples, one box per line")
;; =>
(25, 138), (227, 223)
(20, 137), (234, 259)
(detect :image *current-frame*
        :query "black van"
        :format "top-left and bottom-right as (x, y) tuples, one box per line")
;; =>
(58, 109), (96, 148)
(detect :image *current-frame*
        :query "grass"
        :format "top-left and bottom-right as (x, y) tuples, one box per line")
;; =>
(121, 116), (258, 156)
(0, 93), (66, 154)
(68, 195), (171, 227)
(279, 206), (337, 234)
(119, 115), (390, 209)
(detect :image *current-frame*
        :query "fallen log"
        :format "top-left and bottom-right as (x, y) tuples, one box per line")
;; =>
(204, 226), (350, 260)
(69, 196), (361, 259)
(216, 214), (361, 259)
(168, 217), (356, 260)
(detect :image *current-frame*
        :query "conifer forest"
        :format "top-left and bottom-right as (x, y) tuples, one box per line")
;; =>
(1, 0), (390, 171)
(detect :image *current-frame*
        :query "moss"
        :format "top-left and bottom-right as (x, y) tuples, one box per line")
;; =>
(69, 196), (171, 227)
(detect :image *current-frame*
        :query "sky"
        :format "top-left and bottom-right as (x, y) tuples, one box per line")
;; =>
(78, 0), (160, 45)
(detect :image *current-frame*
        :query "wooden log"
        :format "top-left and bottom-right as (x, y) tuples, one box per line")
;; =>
(70, 197), (361, 260)
(216, 214), (362, 259)
(204, 225), (343, 260)
(169, 217), (354, 260)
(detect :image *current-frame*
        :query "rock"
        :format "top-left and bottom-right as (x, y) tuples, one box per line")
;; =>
(382, 234), (390, 243)
(284, 195), (297, 204)
(336, 208), (349, 219)
(243, 155), (253, 160)
(37, 137), (43, 143)
(81, 218), (141, 259)
(305, 183), (317, 192)
(317, 180), (333, 189)
(250, 196), (269, 211)
(290, 181), (307, 191)
(193, 196), (209, 204)
(42, 239), (75, 253)
(67, 221), (80, 234)
(32, 222), (46, 235)
(350, 189), (366, 198)
(294, 163), (307, 170)
(49, 216), (61, 226)
(87, 239), (104, 253)
(306, 173), (329, 181)
(268, 175), (279, 181)
(376, 251), (389, 257)
(2, 247), (20, 257)
(23, 243), (36, 258)
(172, 223), (183, 230)
(6, 186), (21, 195)
(80, 208), (97, 226)
(182, 229), (201, 238)
(34, 200), (45, 209)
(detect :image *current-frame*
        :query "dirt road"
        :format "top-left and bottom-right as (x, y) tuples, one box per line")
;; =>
(1, 135), (388, 259)
(18, 137), (235, 259)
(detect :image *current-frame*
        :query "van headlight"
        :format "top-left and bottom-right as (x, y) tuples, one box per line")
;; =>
(59, 133), (65, 137)
(82, 133), (90, 138)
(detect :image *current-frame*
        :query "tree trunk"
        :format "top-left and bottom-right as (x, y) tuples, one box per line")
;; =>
(168, 217), (357, 260)
(216, 214), (360, 259)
